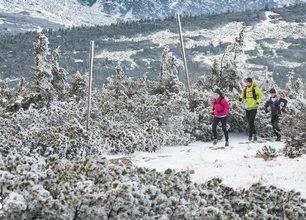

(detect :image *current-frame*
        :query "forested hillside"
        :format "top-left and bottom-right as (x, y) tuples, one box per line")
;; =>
(1, 4), (306, 88)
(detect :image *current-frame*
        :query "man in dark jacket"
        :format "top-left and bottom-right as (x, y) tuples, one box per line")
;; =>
(265, 88), (288, 141)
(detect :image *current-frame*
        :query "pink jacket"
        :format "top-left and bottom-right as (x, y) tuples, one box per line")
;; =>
(212, 97), (230, 117)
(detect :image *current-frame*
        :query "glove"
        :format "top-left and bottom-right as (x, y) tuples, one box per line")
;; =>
(256, 101), (259, 105)
(281, 107), (286, 112)
(211, 111), (215, 115)
(239, 97), (242, 102)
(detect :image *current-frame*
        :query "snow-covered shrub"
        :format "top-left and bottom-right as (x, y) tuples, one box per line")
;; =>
(65, 71), (87, 102)
(156, 46), (185, 95)
(187, 89), (215, 141)
(279, 81), (306, 158)
(91, 66), (196, 152)
(282, 108), (306, 158)
(0, 101), (107, 159)
(0, 79), (15, 113)
(1, 35), (306, 158)
(256, 145), (279, 161)
(0, 155), (305, 219)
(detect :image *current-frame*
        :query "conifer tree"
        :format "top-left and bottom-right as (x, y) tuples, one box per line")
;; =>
(51, 46), (69, 100)
(157, 46), (184, 95)
(22, 34), (70, 109)
(25, 34), (55, 108)
(209, 59), (221, 89)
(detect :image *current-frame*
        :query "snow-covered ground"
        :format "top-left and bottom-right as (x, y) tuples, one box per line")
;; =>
(108, 134), (306, 198)
(95, 49), (144, 68)
(0, 0), (116, 27)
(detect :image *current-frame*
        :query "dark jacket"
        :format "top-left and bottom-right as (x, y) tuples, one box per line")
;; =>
(265, 95), (288, 116)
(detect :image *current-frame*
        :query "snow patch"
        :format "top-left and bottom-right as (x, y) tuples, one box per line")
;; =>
(74, 59), (84, 63)
(108, 134), (306, 198)
(0, 0), (117, 27)
(113, 30), (178, 47)
(95, 49), (144, 68)
(193, 53), (223, 66)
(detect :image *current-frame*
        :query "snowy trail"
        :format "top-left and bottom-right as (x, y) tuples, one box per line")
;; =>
(108, 134), (306, 198)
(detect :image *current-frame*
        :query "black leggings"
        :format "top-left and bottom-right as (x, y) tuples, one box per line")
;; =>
(246, 109), (257, 137)
(271, 115), (280, 135)
(212, 117), (229, 141)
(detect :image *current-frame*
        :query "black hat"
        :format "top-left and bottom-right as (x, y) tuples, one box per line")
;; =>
(213, 88), (223, 97)
(269, 88), (276, 94)
(245, 77), (252, 83)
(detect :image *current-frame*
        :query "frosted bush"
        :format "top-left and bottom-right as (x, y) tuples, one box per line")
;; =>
(0, 155), (305, 219)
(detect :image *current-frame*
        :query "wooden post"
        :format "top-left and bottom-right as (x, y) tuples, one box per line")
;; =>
(176, 13), (191, 97)
(86, 40), (94, 131)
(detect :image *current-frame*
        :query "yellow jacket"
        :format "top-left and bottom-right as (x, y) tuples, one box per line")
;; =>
(240, 80), (264, 110)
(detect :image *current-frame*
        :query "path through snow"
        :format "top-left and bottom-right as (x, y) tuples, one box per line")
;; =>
(108, 134), (306, 198)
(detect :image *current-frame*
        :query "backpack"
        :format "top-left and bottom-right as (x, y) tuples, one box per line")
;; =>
(243, 86), (257, 100)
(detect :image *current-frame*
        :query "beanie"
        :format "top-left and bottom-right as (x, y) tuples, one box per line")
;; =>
(269, 88), (276, 94)
(245, 77), (252, 83)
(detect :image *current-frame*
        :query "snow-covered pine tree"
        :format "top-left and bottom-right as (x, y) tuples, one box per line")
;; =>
(21, 34), (71, 109)
(219, 27), (246, 92)
(51, 46), (69, 101)
(221, 63), (241, 92)
(66, 71), (88, 102)
(155, 46), (185, 95)
(28, 33), (55, 108)
(208, 59), (221, 90)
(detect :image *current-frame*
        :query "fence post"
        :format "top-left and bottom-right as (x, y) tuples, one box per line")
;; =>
(86, 40), (94, 131)
(176, 13), (191, 97)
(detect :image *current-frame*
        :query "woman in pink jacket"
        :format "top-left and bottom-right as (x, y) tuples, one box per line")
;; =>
(211, 89), (230, 147)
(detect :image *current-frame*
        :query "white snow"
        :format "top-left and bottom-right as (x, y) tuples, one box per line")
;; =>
(95, 49), (144, 68)
(142, 58), (155, 66)
(0, 0), (305, 28)
(278, 0), (306, 6)
(3, 192), (27, 211)
(113, 30), (178, 47)
(107, 134), (306, 198)
(107, 12), (306, 81)
(0, 0), (117, 27)
(0, 18), (4, 25)
(193, 53), (223, 67)
(111, 13), (306, 51)
(74, 59), (83, 63)
(124, 8), (136, 21)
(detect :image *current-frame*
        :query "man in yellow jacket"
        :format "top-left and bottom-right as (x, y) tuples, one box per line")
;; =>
(239, 77), (264, 141)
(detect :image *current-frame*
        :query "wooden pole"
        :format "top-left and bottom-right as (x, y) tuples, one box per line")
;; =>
(86, 40), (94, 131)
(176, 13), (191, 97)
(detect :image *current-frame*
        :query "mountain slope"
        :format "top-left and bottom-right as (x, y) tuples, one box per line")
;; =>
(1, 4), (306, 87)
(0, 0), (305, 34)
